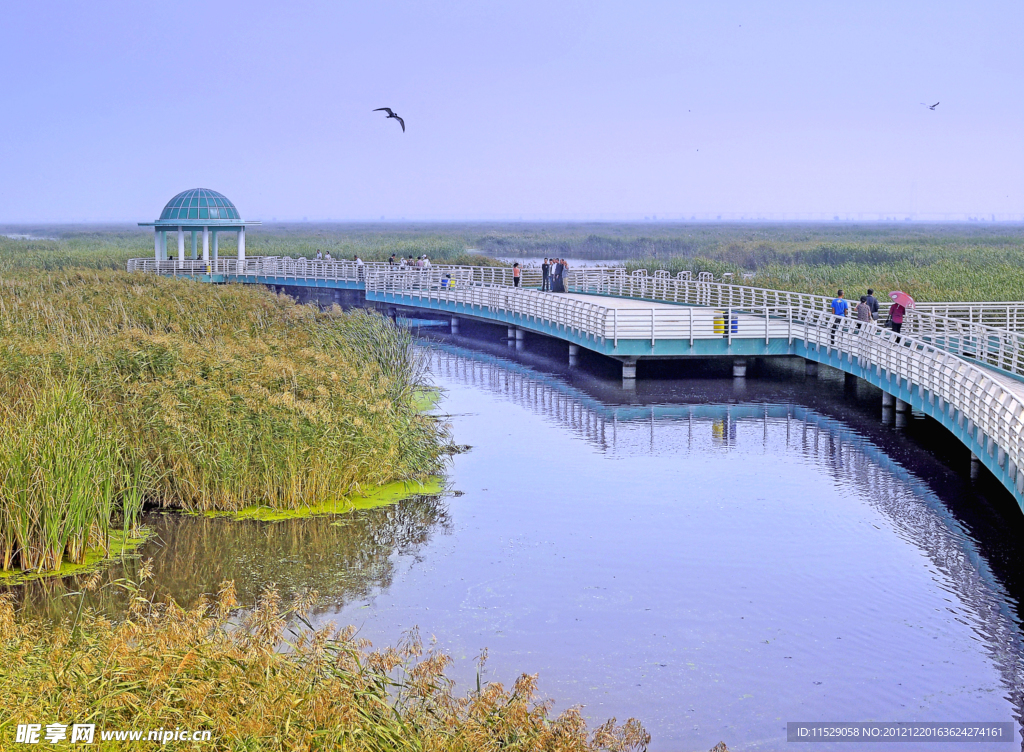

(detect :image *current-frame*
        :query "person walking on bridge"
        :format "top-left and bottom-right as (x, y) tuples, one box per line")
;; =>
(865, 288), (879, 321)
(888, 301), (906, 334)
(512, 262), (521, 288)
(856, 295), (872, 323)
(830, 289), (849, 346)
(541, 258), (550, 291)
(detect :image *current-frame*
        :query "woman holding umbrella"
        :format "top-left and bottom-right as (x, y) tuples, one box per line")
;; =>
(887, 291), (914, 335)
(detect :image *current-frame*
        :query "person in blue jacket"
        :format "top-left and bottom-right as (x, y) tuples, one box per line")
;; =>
(830, 289), (849, 345)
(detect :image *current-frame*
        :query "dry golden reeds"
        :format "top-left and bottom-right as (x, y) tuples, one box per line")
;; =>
(0, 577), (650, 751)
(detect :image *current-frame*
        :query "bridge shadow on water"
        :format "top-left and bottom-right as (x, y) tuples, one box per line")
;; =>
(419, 325), (1024, 748)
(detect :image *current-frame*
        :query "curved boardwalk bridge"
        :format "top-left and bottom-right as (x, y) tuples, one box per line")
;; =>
(128, 257), (1024, 512)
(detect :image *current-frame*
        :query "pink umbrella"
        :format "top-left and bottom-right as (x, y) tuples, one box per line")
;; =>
(889, 291), (915, 309)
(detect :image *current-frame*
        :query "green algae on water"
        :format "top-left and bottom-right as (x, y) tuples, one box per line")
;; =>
(413, 387), (443, 412)
(0, 527), (153, 585)
(199, 478), (445, 522)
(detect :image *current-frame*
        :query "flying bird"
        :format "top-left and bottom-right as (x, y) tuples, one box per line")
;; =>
(920, 101), (940, 110)
(373, 107), (405, 132)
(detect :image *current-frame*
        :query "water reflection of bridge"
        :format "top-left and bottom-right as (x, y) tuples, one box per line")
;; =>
(426, 343), (1024, 727)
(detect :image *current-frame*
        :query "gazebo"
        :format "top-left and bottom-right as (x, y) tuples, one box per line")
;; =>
(139, 188), (261, 268)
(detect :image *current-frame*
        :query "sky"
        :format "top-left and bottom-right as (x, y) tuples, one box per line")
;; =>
(1, 0), (1022, 222)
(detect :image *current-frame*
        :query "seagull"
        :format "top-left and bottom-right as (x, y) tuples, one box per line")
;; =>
(921, 101), (940, 110)
(373, 107), (405, 132)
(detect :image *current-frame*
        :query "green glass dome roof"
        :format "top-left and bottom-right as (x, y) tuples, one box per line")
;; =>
(159, 189), (240, 221)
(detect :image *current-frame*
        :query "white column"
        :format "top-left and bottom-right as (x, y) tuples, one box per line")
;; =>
(237, 227), (246, 261)
(212, 230), (219, 264)
(160, 231), (167, 260)
(202, 226), (210, 262)
(177, 228), (185, 269)
(154, 230), (161, 262)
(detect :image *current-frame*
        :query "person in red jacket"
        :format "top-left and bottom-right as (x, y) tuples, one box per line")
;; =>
(889, 302), (905, 334)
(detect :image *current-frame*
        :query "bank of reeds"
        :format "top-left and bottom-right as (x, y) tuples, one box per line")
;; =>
(0, 379), (143, 573)
(0, 270), (447, 572)
(0, 577), (650, 751)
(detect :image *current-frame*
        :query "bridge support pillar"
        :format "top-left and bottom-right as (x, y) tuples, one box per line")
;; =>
(732, 359), (747, 378)
(507, 326), (515, 345)
(970, 452), (981, 481)
(844, 372), (857, 388)
(515, 328), (525, 351)
(805, 359), (817, 377)
(620, 357), (637, 387)
(450, 317), (460, 335)
(881, 391), (894, 408)
(569, 344), (579, 367)
(895, 399), (909, 413)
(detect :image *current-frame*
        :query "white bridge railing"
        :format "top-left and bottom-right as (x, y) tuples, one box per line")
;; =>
(371, 270), (1024, 496)
(126, 257), (539, 287)
(566, 268), (1024, 383)
(366, 268), (795, 345)
(912, 302), (1024, 332)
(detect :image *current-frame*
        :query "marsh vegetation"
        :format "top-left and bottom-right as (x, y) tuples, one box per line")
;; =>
(0, 574), (649, 751)
(0, 268), (446, 574)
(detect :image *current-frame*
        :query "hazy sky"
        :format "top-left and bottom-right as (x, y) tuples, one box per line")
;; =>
(2, 1), (1022, 222)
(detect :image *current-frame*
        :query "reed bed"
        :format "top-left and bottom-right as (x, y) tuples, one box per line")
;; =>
(0, 379), (142, 573)
(0, 578), (650, 751)
(0, 269), (448, 572)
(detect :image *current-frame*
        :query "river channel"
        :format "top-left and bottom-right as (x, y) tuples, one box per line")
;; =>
(16, 334), (1024, 750)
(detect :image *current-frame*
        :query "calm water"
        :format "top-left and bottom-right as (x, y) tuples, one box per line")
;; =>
(15, 337), (1024, 751)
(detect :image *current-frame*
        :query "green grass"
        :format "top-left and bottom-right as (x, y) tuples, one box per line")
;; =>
(0, 379), (144, 573)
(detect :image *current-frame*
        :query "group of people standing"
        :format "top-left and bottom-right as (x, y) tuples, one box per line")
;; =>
(387, 254), (431, 268)
(540, 258), (569, 293)
(830, 288), (905, 333)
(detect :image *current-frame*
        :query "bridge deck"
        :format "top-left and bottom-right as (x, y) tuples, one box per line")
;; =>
(977, 363), (1024, 402)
